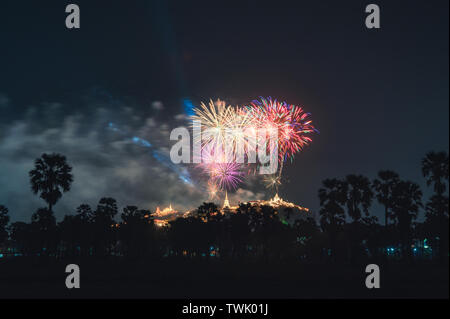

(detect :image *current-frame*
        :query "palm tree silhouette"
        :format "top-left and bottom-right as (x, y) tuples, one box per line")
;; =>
(422, 151), (449, 263)
(424, 194), (449, 263)
(341, 175), (373, 263)
(29, 153), (73, 212)
(318, 178), (347, 261)
(391, 180), (422, 261)
(92, 197), (118, 256)
(422, 151), (449, 195)
(344, 174), (373, 222)
(373, 170), (400, 227)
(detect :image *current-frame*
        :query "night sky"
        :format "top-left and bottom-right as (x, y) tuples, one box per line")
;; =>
(0, 0), (448, 222)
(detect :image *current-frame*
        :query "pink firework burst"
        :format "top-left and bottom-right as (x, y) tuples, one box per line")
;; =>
(197, 147), (244, 191)
(210, 161), (243, 191)
(248, 97), (317, 162)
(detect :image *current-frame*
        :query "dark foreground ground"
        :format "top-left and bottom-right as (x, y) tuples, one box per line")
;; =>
(0, 258), (448, 299)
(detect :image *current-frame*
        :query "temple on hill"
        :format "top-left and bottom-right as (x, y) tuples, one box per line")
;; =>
(154, 204), (175, 217)
(221, 193), (309, 213)
(247, 193), (309, 212)
(151, 194), (310, 227)
(152, 204), (184, 227)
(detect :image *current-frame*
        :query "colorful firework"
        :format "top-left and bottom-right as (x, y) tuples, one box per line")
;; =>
(207, 180), (219, 200)
(191, 97), (317, 197)
(263, 174), (282, 191)
(191, 99), (233, 151)
(211, 162), (243, 191)
(248, 97), (317, 163)
(197, 147), (244, 191)
(192, 99), (256, 162)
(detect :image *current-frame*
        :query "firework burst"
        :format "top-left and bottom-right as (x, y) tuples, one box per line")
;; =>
(248, 97), (317, 164)
(211, 161), (243, 191)
(191, 96), (317, 198)
(263, 174), (282, 190)
(197, 148), (244, 191)
(207, 180), (219, 200)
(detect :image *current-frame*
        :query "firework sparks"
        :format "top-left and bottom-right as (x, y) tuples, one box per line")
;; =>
(211, 162), (243, 191)
(197, 147), (244, 191)
(248, 97), (317, 163)
(263, 174), (282, 190)
(191, 99), (233, 151)
(192, 99), (256, 161)
(191, 97), (317, 197)
(207, 180), (219, 200)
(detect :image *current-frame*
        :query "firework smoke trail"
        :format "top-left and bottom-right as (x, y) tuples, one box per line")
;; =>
(107, 122), (193, 185)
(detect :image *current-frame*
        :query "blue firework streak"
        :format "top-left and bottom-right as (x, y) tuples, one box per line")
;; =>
(107, 122), (193, 185)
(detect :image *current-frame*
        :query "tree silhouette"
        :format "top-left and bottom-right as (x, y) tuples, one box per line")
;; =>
(294, 217), (321, 262)
(76, 204), (94, 221)
(422, 151), (449, 195)
(421, 151), (449, 263)
(391, 180), (422, 261)
(318, 178), (347, 261)
(373, 170), (400, 227)
(197, 202), (218, 222)
(319, 179), (347, 228)
(29, 153), (73, 212)
(424, 194), (449, 263)
(336, 175), (373, 264)
(344, 174), (373, 222)
(59, 215), (81, 257)
(360, 215), (381, 260)
(0, 205), (10, 245)
(4, 149), (449, 266)
(92, 197), (118, 256)
(59, 205), (94, 258)
(120, 206), (154, 257)
(227, 203), (253, 259)
(76, 204), (94, 256)
(31, 208), (57, 256)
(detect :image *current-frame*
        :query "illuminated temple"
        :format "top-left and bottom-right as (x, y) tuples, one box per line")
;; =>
(151, 193), (310, 227)
(152, 204), (189, 227)
(245, 193), (309, 212)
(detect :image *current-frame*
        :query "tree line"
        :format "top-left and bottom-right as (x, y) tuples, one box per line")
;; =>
(0, 151), (448, 264)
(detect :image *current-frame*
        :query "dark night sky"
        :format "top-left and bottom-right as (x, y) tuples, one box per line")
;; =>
(0, 0), (448, 222)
